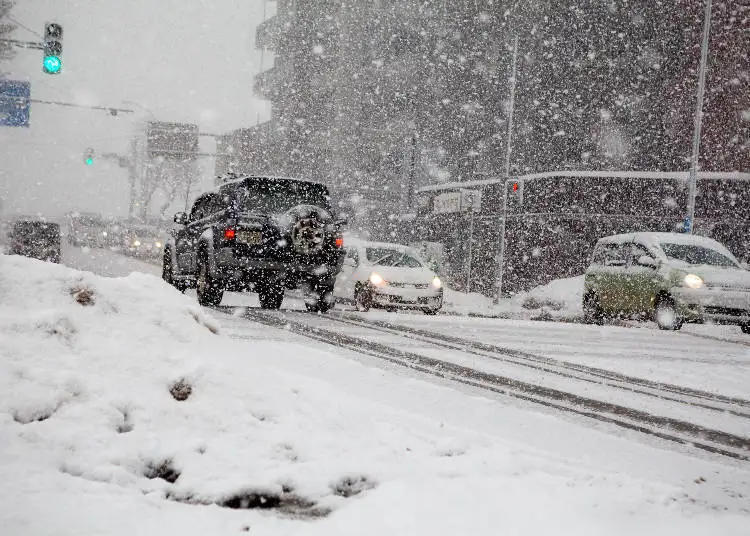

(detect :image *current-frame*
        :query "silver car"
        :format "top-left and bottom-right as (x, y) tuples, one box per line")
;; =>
(583, 232), (750, 332)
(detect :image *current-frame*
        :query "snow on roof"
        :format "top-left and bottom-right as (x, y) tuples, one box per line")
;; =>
(418, 170), (750, 192)
(219, 175), (327, 189)
(344, 236), (415, 251)
(597, 232), (734, 255)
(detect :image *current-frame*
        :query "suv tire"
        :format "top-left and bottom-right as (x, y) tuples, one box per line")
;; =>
(354, 285), (372, 312)
(741, 324), (750, 335)
(582, 292), (604, 325)
(257, 280), (284, 310)
(305, 281), (334, 313)
(655, 296), (682, 331)
(196, 255), (224, 306)
(162, 251), (186, 292)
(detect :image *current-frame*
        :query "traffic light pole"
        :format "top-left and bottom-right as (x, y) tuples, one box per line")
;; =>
(0, 38), (43, 50)
(31, 98), (135, 115)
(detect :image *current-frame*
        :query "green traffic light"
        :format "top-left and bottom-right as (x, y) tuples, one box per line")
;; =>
(85, 157), (93, 166)
(43, 55), (62, 74)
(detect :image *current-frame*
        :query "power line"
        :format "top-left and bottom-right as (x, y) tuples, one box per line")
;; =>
(6, 15), (42, 39)
(31, 98), (135, 115)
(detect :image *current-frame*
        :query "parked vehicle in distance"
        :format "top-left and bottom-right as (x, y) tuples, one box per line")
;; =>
(162, 175), (346, 311)
(67, 212), (108, 247)
(335, 239), (443, 314)
(7, 218), (61, 263)
(583, 232), (750, 333)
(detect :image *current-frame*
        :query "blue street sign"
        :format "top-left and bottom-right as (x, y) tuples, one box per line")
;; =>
(683, 216), (692, 233)
(0, 80), (31, 127)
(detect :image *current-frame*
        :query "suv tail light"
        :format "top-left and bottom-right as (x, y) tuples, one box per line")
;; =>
(335, 236), (344, 248)
(224, 228), (236, 240)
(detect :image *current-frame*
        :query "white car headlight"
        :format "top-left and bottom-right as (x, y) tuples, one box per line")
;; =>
(432, 276), (442, 289)
(683, 273), (704, 289)
(132, 240), (141, 247)
(369, 272), (386, 286)
(155, 241), (162, 248)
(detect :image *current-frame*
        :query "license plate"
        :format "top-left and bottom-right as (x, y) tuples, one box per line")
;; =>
(236, 230), (262, 245)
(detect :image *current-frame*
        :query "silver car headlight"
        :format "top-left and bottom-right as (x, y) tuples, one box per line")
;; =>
(432, 276), (442, 289)
(683, 273), (704, 289)
(369, 272), (386, 286)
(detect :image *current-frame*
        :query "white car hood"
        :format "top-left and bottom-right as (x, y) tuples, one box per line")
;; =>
(369, 265), (436, 285)
(678, 265), (750, 290)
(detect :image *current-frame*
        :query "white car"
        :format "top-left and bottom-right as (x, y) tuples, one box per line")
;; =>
(335, 240), (444, 314)
(583, 232), (750, 332)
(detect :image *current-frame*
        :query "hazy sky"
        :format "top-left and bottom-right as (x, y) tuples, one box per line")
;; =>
(1, 0), (273, 218)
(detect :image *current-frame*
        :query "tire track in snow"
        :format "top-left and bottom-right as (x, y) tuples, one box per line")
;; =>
(216, 306), (750, 462)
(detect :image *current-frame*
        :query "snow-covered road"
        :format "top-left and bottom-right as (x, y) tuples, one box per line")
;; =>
(6, 245), (742, 533)
(344, 310), (750, 399)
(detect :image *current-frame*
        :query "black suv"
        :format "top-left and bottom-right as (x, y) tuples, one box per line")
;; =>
(162, 176), (346, 311)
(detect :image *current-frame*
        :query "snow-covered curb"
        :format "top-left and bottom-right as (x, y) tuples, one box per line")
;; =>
(442, 275), (585, 321)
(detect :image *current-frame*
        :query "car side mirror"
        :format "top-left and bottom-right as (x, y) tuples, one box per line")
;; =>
(636, 255), (658, 268)
(174, 212), (188, 225)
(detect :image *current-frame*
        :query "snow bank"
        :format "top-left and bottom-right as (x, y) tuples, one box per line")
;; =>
(513, 275), (585, 319)
(1, 255), (748, 535)
(441, 276), (584, 320)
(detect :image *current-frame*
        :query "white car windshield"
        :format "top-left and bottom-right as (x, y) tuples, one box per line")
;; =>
(366, 248), (423, 268)
(661, 243), (738, 268)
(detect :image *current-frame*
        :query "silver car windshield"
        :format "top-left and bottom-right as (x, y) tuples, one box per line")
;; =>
(661, 243), (738, 268)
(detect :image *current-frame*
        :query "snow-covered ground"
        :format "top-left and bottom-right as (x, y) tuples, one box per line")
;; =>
(2, 253), (750, 534)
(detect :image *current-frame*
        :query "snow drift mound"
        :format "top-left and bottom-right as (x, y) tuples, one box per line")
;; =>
(513, 275), (585, 319)
(0, 257), (407, 530)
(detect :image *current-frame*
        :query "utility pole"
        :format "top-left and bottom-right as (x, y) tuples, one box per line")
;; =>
(128, 138), (139, 219)
(495, 33), (519, 303)
(503, 34), (519, 178)
(407, 135), (417, 210)
(686, 0), (713, 234)
(494, 180), (510, 303)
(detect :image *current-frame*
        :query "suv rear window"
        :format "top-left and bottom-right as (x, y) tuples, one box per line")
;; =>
(233, 178), (331, 214)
